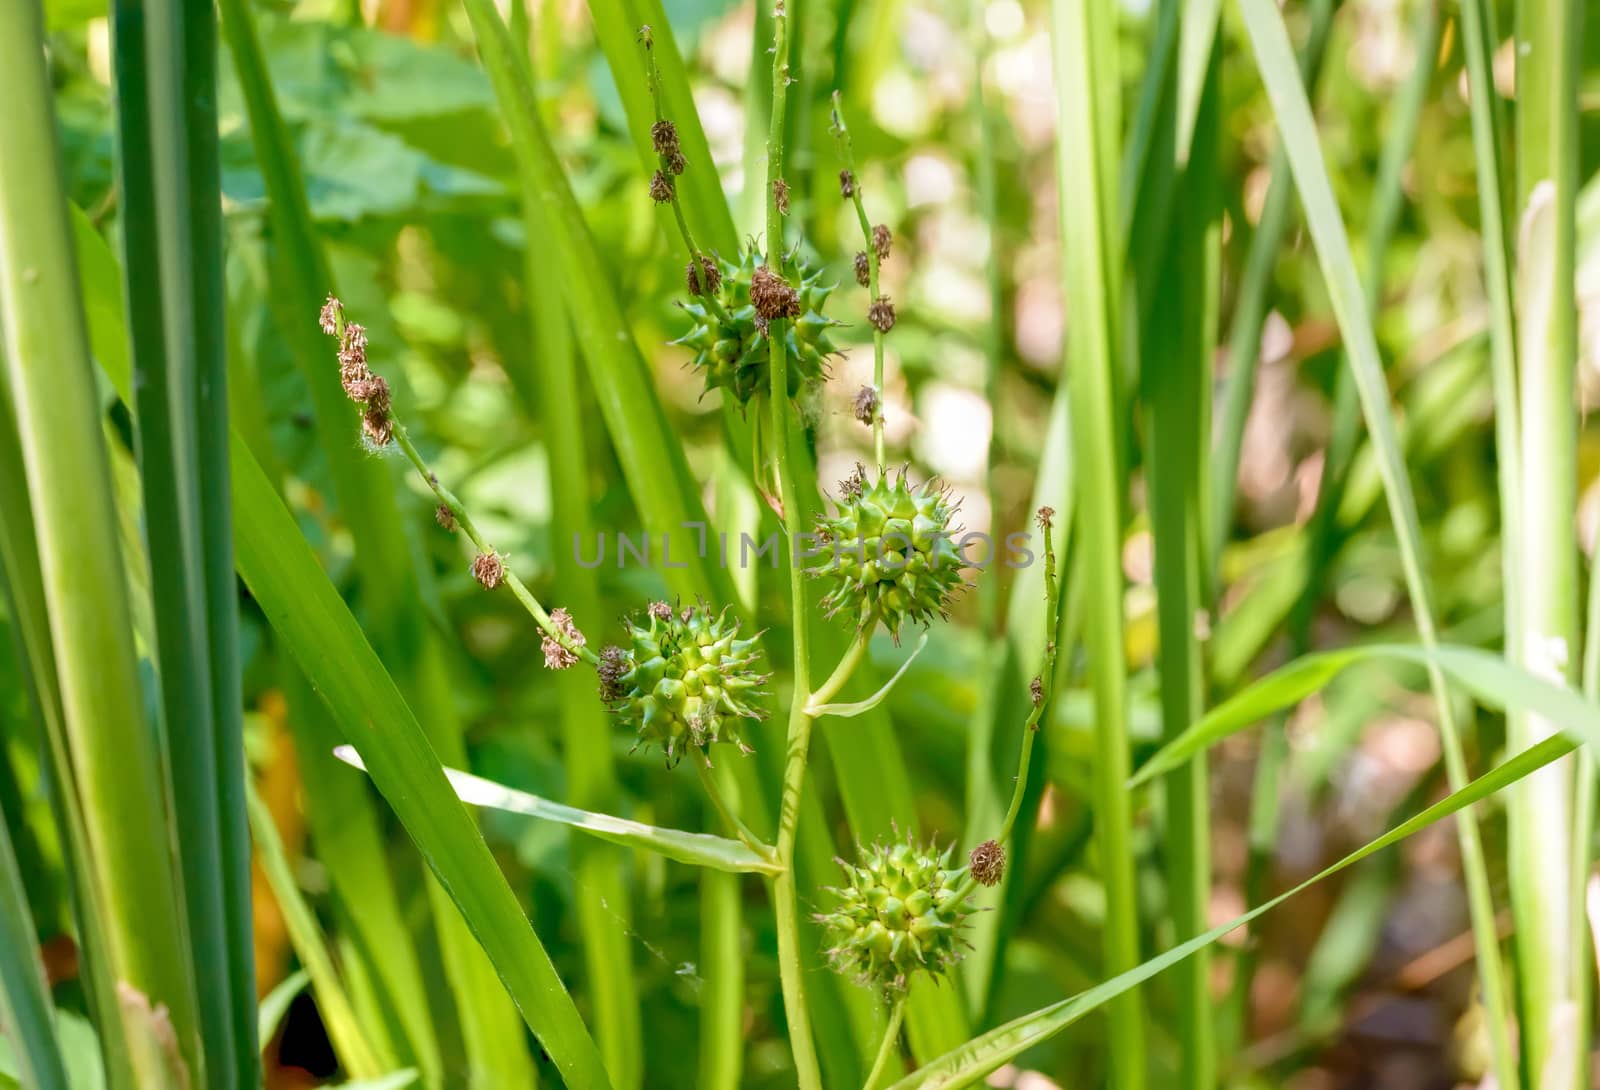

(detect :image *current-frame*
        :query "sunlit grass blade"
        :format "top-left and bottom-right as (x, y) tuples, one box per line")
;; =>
(246, 784), (388, 1079)
(108, 2), (253, 1080)
(334, 745), (780, 873)
(257, 969), (310, 1053)
(0, 3), (204, 1082)
(889, 731), (1578, 1090)
(1132, 642), (1600, 787)
(0, 807), (68, 1090)
(1233, 1), (1519, 1083)
(699, 869), (744, 1088)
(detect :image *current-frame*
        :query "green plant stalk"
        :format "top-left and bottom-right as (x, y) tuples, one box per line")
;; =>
(699, 868), (745, 1089)
(1053, 0), (1146, 1082)
(1508, 0), (1582, 1080)
(1233, 6), (1519, 1088)
(764, 7), (825, 1087)
(245, 784), (387, 1079)
(213, 6), (532, 1077)
(0, 798), (69, 1090)
(864, 998), (907, 1090)
(0, 2), (204, 1082)
(1140, 27), (1219, 1088)
(108, 2), (253, 1081)
(829, 95), (886, 466)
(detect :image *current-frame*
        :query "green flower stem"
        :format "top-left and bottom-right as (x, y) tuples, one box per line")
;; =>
(763, 5), (825, 1088)
(829, 94), (886, 467)
(863, 997), (906, 1090)
(808, 630), (872, 708)
(695, 758), (776, 861)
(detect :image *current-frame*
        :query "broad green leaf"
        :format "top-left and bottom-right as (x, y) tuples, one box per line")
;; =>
(808, 633), (928, 718)
(891, 733), (1577, 1088)
(1132, 643), (1600, 788)
(334, 747), (780, 875)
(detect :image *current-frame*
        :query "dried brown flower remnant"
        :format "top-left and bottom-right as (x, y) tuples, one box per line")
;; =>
(1036, 505), (1055, 531)
(871, 223), (892, 262)
(542, 607), (586, 670)
(598, 645), (630, 702)
(648, 170), (674, 204)
(361, 405), (394, 447)
(867, 296), (896, 333)
(1029, 674), (1044, 709)
(969, 838), (1005, 887)
(750, 265), (800, 320)
(472, 551), (505, 590)
(838, 462), (867, 503)
(686, 255), (722, 296)
(773, 177), (790, 215)
(853, 251), (870, 287)
(435, 504), (457, 531)
(853, 385), (880, 426)
(651, 119), (679, 157)
(839, 169), (855, 198)
(319, 294), (344, 335)
(647, 600), (674, 621)
(665, 148), (687, 176)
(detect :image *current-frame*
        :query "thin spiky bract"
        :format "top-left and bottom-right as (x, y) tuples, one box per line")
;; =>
(605, 602), (768, 767)
(818, 835), (974, 994)
(673, 249), (839, 406)
(810, 467), (967, 639)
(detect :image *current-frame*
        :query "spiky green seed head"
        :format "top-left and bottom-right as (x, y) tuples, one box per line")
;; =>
(604, 602), (767, 767)
(672, 249), (839, 407)
(810, 467), (966, 639)
(817, 834), (973, 994)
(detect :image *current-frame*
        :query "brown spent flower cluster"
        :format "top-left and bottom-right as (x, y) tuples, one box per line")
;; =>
(472, 552), (505, 590)
(1036, 505), (1055, 531)
(597, 645), (630, 702)
(685, 254), (722, 296)
(647, 599), (674, 621)
(853, 250), (870, 287)
(751, 265), (801, 321)
(867, 296), (896, 333)
(1029, 674), (1044, 709)
(542, 607), (587, 670)
(837, 462), (866, 503)
(969, 839), (1005, 887)
(839, 169), (855, 198)
(322, 299), (395, 447)
(435, 504), (457, 532)
(649, 170), (674, 204)
(853, 385), (880, 426)
(871, 223), (892, 262)
(773, 177), (790, 216)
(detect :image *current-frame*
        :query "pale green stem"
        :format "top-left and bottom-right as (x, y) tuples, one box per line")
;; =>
(695, 758), (776, 861)
(808, 630), (872, 708)
(862, 998), (906, 1090)
(829, 93), (886, 467)
(764, 6), (824, 1088)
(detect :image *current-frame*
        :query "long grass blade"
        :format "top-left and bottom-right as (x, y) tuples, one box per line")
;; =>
(890, 731), (1579, 1089)
(0, 5), (204, 1082)
(1233, 2), (1519, 1082)
(0, 809), (68, 1090)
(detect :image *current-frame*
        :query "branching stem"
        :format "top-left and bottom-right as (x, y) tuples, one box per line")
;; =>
(829, 93), (886, 467)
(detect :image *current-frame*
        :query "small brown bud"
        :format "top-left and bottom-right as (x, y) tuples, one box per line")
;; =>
(651, 118), (679, 157)
(361, 405), (393, 447)
(542, 607), (586, 670)
(853, 385), (880, 426)
(647, 600), (674, 621)
(472, 551), (505, 590)
(838, 462), (866, 503)
(751, 265), (800, 320)
(969, 839), (1005, 887)
(338, 322), (368, 364)
(666, 148), (687, 176)
(871, 223), (892, 262)
(839, 169), (855, 198)
(1036, 506), (1055, 531)
(319, 295), (344, 335)
(598, 645), (630, 702)
(435, 504), (457, 531)
(686, 255), (722, 297)
(1029, 675), (1043, 708)
(867, 295), (896, 333)
(853, 250), (870, 287)
(773, 177), (790, 216)
(363, 374), (391, 412)
(648, 170), (674, 204)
